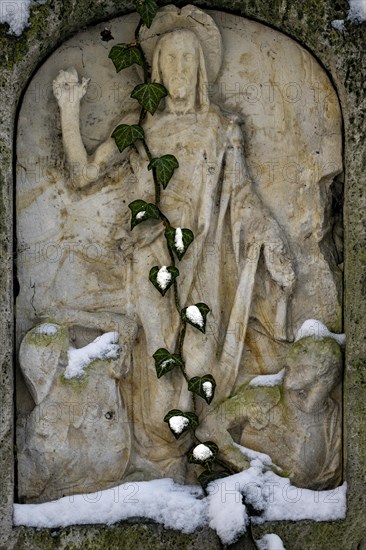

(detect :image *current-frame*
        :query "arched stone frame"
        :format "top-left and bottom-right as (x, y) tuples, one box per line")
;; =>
(0, 1), (364, 548)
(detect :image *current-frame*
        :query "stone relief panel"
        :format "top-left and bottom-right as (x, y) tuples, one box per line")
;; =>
(16, 5), (343, 503)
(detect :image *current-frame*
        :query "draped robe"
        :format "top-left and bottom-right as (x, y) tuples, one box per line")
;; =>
(121, 104), (291, 480)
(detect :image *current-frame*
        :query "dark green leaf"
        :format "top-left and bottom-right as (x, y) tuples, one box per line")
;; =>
(149, 265), (179, 296)
(198, 469), (231, 490)
(108, 44), (143, 72)
(187, 374), (216, 404)
(163, 409), (199, 439)
(131, 83), (167, 115)
(153, 348), (183, 378)
(112, 124), (144, 152)
(164, 226), (194, 261)
(148, 155), (179, 188)
(128, 199), (160, 229)
(187, 441), (219, 466)
(135, 0), (158, 28)
(181, 303), (210, 334)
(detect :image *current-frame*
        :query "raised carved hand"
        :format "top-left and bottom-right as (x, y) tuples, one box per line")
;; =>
(53, 67), (90, 109)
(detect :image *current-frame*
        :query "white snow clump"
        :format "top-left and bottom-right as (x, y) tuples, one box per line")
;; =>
(348, 0), (366, 22)
(174, 227), (184, 252)
(0, 0), (46, 36)
(193, 444), (213, 461)
(295, 319), (345, 346)
(202, 381), (213, 398)
(64, 331), (120, 379)
(249, 369), (285, 387)
(256, 533), (286, 550)
(186, 305), (204, 328)
(34, 323), (59, 336)
(169, 415), (189, 434)
(156, 266), (172, 290)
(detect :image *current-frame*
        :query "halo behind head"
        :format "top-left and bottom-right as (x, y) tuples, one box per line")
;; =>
(139, 5), (223, 83)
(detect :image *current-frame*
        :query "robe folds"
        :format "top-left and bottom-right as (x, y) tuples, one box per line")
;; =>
(121, 104), (293, 479)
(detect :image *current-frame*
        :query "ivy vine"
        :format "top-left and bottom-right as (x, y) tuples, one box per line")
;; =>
(109, 0), (234, 489)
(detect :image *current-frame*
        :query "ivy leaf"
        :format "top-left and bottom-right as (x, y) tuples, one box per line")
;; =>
(112, 124), (144, 153)
(187, 441), (219, 466)
(148, 155), (179, 188)
(198, 469), (231, 490)
(108, 44), (143, 72)
(153, 348), (183, 379)
(131, 83), (167, 115)
(135, 0), (158, 28)
(181, 303), (210, 334)
(187, 374), (216, 404)
(163, 409), (199, 439)
(149, 266), (179, 296)
(164, 226), (194, 261)
(128, 199), (160, 229)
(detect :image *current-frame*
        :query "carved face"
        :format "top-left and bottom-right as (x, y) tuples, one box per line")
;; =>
(157, 30), (199, 101)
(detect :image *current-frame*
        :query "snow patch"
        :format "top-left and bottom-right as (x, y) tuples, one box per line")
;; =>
(0, 0), (46, 36)
(160, 358), (175, 369)
(295, 319), (345, 346)
(13, 478), (206, 533)
(193, 444), (213, 461)
(34, 323), (59, 336)
(156, 266), (172, 290)
(14, 460), (347, 543)
(186, 305), (204, 328)
(256, 534), (286, 550)
(169, 415), (189, 434)
(174, 227), (184, 252)
(348, 0), (366, 22)
(64, 331), (120, 379)
(331, 19), (345, 31)
(202, 381), (213, 398)
(331, 0), (366, 30)
(249, 369), (285, 387)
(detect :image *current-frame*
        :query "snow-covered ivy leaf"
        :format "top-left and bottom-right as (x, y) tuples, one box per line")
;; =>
(112, 124), (144, 152)
(149, 265), (179, 296)
(128, 199), (160, 230)
(187, 374), (216, 404)
(108, 44), (143, 72)
(163, 409), (199, 439)
(181, 303), (210, 334)
(164, 226), (194, 261)
(198, 469), (231, 490)
(131, 83), (167, 115)
(153, 348), (183, 378)
(135, 0), (158, 28)
(187, 441), (219, 466)
(148, 155), (179, 188)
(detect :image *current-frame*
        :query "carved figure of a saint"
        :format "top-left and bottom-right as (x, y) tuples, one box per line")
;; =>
(51, 5), (296, 482)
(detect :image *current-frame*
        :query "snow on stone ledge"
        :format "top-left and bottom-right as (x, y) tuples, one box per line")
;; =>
(256, 533), (286, 550)
(13, 479), (206, 533)
(295, 319), (345, 346)
(64, 331), (120, 379)
(0, 0), (46, 36)
(249, 369), (285, 388)
(14, 469), (347, 543)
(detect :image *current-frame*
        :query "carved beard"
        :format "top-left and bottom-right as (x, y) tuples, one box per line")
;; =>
(167, 75), (190, 100)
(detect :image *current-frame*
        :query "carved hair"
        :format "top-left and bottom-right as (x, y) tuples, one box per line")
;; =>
(151, 29), (210, 113)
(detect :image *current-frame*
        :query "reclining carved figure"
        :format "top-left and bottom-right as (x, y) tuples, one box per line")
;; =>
(197, 335), (343, 490)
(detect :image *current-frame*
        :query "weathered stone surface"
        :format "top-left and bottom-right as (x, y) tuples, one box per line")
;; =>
(0, 0), (365, 548)
(198, 336), (343, 489)
(15, 5), (342, 502)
